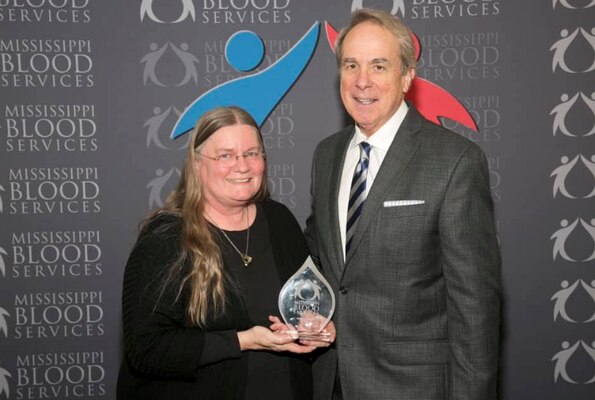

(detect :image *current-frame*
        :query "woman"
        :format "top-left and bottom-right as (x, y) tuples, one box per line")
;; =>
(117, 106), (334, 399)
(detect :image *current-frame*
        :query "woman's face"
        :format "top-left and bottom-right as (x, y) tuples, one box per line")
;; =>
(196, 124), (265, 211)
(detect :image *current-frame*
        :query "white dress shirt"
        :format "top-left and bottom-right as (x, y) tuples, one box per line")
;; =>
(338, 102), (409, 260)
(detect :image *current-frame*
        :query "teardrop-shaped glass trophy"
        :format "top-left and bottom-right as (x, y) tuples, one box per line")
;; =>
(278, 256), (336, 340)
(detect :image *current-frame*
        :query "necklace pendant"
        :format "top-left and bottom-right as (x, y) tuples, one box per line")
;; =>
(242, 255), (253, 267)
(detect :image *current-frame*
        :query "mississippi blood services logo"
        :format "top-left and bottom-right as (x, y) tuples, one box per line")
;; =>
(550, 155), (595, 199)
(141, 0), (195, 23)
(551, 279), (595, 323)
(551, 218), (595, 262)
(144, 106), (189, 150)
(550, 27), (595, 74)
(140, 42), (200, 87)
(140, 0), (292, 24)
(552, 340), (595, 383)
(551, 92), (595, 137)
(171, 22), (319, 139)
(293, 279), (322, 301)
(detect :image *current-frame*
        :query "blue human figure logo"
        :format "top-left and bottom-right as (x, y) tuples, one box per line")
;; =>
(171, 22), (320, 139)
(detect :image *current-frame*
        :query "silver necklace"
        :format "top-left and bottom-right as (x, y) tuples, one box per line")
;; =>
(208, 208), (252, 267)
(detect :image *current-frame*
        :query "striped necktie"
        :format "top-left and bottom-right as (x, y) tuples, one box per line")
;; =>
(346, 142), (371, 254)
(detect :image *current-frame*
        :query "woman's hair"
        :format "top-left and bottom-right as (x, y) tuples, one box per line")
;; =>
(335, 8), (416, 75)
(143, 106), (269, 327)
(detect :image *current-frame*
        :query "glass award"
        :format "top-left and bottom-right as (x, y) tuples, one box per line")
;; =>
(278, 256), (335, 340)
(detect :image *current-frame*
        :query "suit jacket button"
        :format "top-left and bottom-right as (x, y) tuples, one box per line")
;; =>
(339, 286), (348, 294)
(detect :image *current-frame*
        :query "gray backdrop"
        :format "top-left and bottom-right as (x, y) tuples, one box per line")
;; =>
(1, 0), (594, 399)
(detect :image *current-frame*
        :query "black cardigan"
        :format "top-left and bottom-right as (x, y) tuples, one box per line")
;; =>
(117, 200), (312, 399)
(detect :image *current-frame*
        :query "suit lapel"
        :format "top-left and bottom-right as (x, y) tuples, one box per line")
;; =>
(344, 108), (423, 268)
(326, 127), (353, 277)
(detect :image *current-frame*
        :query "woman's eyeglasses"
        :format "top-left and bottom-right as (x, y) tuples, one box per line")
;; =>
(197, 150), (266, 167)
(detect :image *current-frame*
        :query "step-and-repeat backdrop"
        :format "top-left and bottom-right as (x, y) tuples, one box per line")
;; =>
(0, 1), (593, 399)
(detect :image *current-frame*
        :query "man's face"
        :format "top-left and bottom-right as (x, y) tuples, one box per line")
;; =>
(339, 21), (414, 137)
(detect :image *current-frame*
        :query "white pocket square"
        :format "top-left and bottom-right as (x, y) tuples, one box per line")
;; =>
(383, 200), (425, 207)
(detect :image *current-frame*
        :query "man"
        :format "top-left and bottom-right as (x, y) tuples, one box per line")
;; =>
(305, 9), (501, 400)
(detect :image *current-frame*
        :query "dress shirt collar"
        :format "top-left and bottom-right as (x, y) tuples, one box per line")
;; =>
(351, 102), (409, 150)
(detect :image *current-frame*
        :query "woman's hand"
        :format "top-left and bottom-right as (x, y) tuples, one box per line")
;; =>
(269, 315), (336, 348)
(237, 325), (316, 353)
(268, 315), (295, 335)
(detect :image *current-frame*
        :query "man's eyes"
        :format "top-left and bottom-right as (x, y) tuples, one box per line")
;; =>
(342, 63), (389, 72)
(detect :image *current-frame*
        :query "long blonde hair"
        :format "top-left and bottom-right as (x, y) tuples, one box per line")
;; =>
(143, 106), (269, 327)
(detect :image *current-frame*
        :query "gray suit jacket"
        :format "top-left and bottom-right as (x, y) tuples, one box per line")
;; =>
(305, 106), (501, 400)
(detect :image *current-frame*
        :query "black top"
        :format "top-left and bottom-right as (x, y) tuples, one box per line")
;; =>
(117, 200), (312, 400)
(214, 204), (292, 399)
